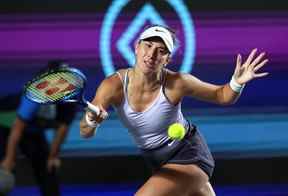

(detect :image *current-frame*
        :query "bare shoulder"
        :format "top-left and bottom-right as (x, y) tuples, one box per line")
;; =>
(164, 69), (202, 98)
(95, 69), (127, 106)
(115, 68), (127, 79)
(165, 69), (194, 88)
(100, 69), (126, 92)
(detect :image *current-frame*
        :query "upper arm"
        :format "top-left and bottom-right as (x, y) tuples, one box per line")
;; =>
(168, 72), (223, 104)
(91, 72), (123, 109)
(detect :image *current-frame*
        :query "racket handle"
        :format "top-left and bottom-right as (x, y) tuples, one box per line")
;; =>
(86, 101), (100, 115)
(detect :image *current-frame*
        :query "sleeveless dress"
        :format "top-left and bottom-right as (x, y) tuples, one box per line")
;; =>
(114, 69), (215, 178)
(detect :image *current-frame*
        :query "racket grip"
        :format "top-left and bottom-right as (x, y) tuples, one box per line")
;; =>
(86, 101), (100, 115)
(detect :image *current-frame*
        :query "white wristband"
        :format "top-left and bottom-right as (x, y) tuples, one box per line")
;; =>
(85, 113), (99, 128)
(229, 77), (245, 93)
(86, 101), (100, 115)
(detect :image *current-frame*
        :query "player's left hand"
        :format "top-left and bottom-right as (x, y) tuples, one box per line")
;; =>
(233, 48), (269, 85)
(47, 157), (61, 172)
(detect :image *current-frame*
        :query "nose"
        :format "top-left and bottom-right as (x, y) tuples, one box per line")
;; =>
(146, 47), (157, 60)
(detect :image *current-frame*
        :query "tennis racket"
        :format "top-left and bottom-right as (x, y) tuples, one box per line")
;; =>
(23, 66), (102, 115)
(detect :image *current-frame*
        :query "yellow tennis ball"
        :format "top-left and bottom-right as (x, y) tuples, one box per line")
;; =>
(168, 123), (186, 140)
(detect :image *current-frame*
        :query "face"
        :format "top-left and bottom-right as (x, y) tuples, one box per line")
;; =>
(135, 37), (170, 75)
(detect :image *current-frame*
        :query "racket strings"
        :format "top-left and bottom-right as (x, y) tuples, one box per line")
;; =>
(27, 72), (84, 103)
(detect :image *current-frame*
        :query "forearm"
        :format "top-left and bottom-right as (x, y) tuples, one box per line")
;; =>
(216, 77), (245, 105)
(79, 75), (118, 137)
(2, 118), (25, 169)
(216, 84), (241, 105)
(49, 124), (69, 159)
(5, 132), (21, 163)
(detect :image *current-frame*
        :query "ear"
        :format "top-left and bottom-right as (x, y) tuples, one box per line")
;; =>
(164, 56), (171, 67)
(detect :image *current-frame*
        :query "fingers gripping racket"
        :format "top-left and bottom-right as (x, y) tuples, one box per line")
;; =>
(23, 66), (101, 115)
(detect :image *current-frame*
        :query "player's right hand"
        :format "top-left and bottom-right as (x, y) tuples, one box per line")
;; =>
(80, 106), (108, 138)
(87, 104), (109, 121)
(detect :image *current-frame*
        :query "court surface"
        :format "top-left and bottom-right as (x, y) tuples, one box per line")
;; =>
(9, 183), (288, 196)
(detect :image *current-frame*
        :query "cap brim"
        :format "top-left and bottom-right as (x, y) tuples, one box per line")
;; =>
(139, 26), (174, 53)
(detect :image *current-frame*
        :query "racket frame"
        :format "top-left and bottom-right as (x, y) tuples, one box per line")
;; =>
(24, 66), (101, 115)
(24, 66), (86, 104)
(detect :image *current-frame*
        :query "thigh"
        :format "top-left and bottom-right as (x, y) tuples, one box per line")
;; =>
(136, 163), (209, 196)
(200, 182), (216, 196)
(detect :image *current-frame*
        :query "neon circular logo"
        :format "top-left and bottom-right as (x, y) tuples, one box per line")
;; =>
(100, 0), (195, 76)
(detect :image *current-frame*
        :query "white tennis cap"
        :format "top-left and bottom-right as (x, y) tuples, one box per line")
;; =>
(139, 26), (174, 53)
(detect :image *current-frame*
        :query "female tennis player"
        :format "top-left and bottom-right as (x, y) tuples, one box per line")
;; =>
(80, 25), (269, 196)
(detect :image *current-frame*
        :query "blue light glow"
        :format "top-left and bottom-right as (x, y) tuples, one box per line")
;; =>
(100, 0), (195, 76)
(100, 0), (129, 76)
(116, 3), (166, 66)
(168, 0), (195, 73)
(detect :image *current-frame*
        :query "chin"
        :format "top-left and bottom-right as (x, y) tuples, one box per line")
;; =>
(137, 64), (150, 73)
(143, 67), (157, 75)
(137, 62), (159, 75)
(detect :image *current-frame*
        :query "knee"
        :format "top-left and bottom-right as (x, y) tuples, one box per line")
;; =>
(189, 182), (216, 196)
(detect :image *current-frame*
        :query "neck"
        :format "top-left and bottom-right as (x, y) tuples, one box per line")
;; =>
(130, 67), (162, 90)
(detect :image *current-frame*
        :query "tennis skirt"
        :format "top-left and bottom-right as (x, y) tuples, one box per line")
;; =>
(140, 122), (215, 178)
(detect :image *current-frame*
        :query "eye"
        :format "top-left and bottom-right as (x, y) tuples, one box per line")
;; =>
(145, 42), (152, 48)
(158, 48), (168, 55)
